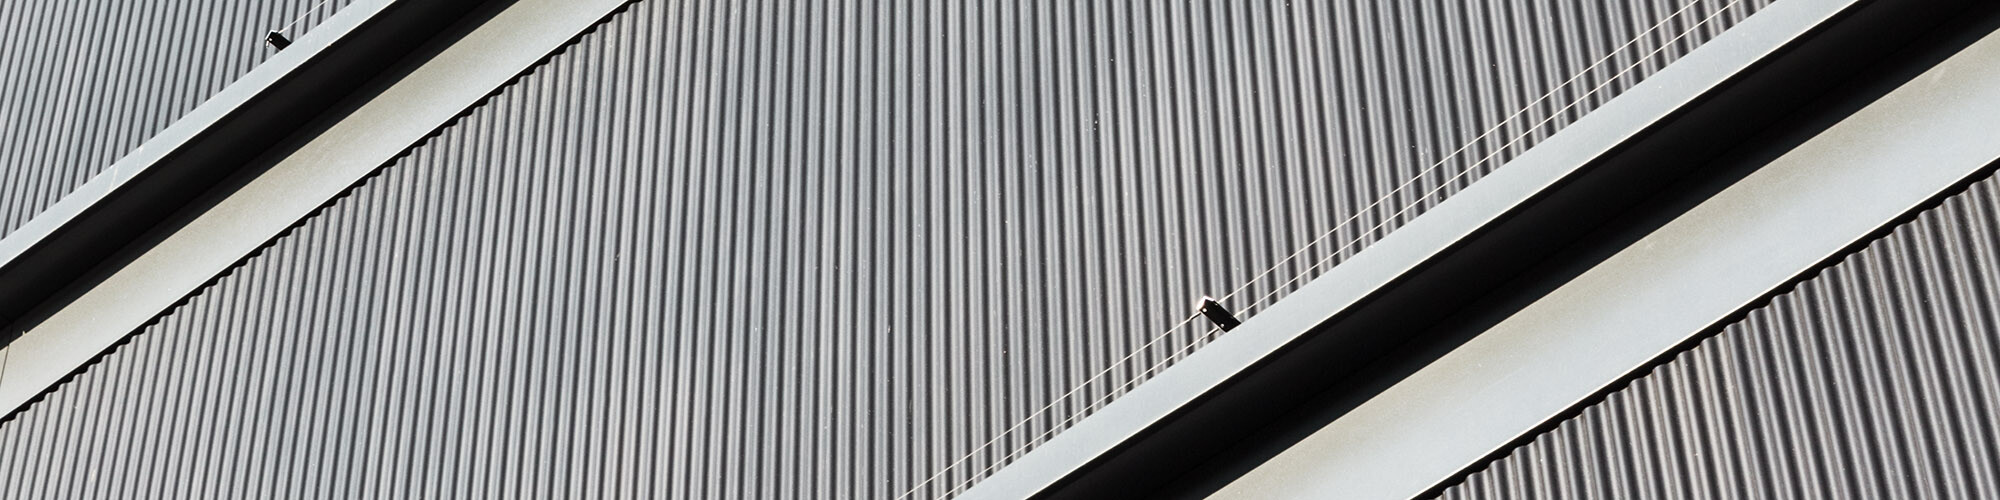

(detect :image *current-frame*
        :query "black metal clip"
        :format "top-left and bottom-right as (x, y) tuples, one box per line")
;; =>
(1199, 297), (1241, 332)
(266, 31), (293, 51)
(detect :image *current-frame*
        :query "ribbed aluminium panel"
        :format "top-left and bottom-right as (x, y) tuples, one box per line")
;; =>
(1437, 173), (2000, 499)
(0, 0), (1771, 498)
(0, 0), (356, 238)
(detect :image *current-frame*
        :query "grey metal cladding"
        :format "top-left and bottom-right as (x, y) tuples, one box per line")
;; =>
(1435, 173), (2000, 499)
(0, 0), (356, 238)
(0, 0), (1768, 498)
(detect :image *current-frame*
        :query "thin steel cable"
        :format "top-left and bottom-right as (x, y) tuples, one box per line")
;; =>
(1212, 0), (1718, 307)
(939, 324), (1224, 498)
(895, 1), (1743, 498)
(889, 311), (1209, 498)
(273, 0), (343, 36)
(1237, 0), (1744, 316)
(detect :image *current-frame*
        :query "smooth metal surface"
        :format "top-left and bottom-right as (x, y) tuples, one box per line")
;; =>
(0, 0), (630, 418)
(1213, 23), (2000, 500)
(1439, 173), (2000, 498)
(0, 0), (1765, 498)
(0, 0), (359, 239)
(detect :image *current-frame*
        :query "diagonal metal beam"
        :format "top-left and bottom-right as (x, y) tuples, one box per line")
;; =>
(1216, 18), (2000, 499)
(0, 0), (490, 332)
(963, 0), (1971, 497)
(0, 0), (635, 418)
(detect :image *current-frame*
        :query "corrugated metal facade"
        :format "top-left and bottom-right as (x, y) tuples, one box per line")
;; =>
(0, 0), (1769, 498)
(1436, 172), (2000, 499)
(0, 0), (356, 238)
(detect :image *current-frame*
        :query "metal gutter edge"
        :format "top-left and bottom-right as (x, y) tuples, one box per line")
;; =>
(960, 0), (1915, 497)
(0, 0), (633, 417)
(1212, 22), (2000, 500)
(0, 0), (491, 331)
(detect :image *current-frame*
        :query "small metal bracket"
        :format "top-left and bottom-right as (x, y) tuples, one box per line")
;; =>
(266, 31), (293, 50)
(1199, 297), (1241, 331)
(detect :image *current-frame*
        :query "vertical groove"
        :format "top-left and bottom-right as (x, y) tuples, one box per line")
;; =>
(0, 0), (359, 238)
(3, 1), (1770, 498)
(1437, 173), (2000, 500)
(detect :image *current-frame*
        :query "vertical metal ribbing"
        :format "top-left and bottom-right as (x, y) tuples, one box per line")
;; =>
(0, 0), (359, 239)
(1, 0), (1771, 498)
(1438, 175), (2000, 500)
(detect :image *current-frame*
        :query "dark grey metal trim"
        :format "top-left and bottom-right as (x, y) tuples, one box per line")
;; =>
(0, 0), (632, 417)
(0, 0), (386, 264)
(1436, 170), (2000, 499)
(0, 0), (490, 332)
(965, 0), (1970, 497)
(1212, 22), (2000, 500)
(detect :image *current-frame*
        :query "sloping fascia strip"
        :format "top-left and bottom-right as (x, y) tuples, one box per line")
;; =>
(960, 0), (1871, 497)
(0, 0), (394, 271)
(1213, 20), (2000, 500)
(0, 0), (633, 417)
(0, 0), (493, 329)
(0, 0), (396, 278)
(0, 0), (394, 318)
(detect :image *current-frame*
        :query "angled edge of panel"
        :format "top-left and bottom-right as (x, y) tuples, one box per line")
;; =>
(1422, 9), (2000, 493)
(1212, 13), (2000, 500)
(965, 0), (1977, 497)
(1429, 168), (2000, 499)
(0, 0), (637, 420)
(0, 0), (490, 331)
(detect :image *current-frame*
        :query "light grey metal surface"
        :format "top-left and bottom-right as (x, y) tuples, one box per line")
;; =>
(1211, 20), (2000, 500)
(971, 0), (1871, 495)
(0, 0), (357, 238)
(1435, 175), (2000, 499)
(0, 0), (627, 418)
(0, 0), (1768, 498)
